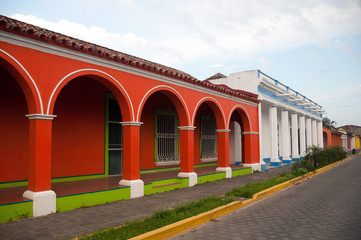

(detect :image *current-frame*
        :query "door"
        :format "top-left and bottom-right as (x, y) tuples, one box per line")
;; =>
(107, 96), (123, 175)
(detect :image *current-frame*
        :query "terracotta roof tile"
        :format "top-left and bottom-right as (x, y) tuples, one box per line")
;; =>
(0, 15), (258, 103)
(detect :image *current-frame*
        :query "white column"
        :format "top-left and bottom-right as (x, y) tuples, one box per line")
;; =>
(299, 115), (306, 157)
(281, 109), (291, 163)
(317, 120), (323, 148)
(269, 106), (281, 166)
(312, 119), (317, 147)
(306, 117), (312, 152)
(291, 112), (300, 160)
(259, 102), (266, 170)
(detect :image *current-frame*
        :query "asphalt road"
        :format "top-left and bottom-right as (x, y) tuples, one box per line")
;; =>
(170, 155), (361, 240)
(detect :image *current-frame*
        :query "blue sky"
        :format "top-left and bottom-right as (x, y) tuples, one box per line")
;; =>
(1, 0), (361, 127)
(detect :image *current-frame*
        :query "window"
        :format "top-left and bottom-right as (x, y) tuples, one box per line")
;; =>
(155, 110), (180, 166)
(200, 115), (217, 162)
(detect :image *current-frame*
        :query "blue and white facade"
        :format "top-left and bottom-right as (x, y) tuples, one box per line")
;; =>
(208, 70), (325, 171)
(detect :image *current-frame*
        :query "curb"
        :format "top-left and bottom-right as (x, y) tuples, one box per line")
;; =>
(130, 156), (352, 240)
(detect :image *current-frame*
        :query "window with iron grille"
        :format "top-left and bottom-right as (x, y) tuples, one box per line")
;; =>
(200, 115), (217, 162)
(155, 109), (180, 166)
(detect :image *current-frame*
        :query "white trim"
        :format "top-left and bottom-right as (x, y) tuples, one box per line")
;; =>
(216, 167), (232, 178)
(46, 68), (135, 120)
(260, 94), (322, 121)
(119, 179), (144, 198)
(25, 114), (56, 120)
(136, 85), (191, 124)
(121, 121), (143, 126)
(192, 97), (226, 126)
(23, 190), (56, 217)
(216, 129), (231, 133)
(178, 172), (197, 187)
(243, 163), (262, 172)
(200, 158), (218, 163)
(155, 160), (180, 167)
(0, 48), (44, 114)
(178, 126), (196, 130)
(243, 131), (259, 135)
(0, 31), (258, 108)
(228, 104), (253, 131)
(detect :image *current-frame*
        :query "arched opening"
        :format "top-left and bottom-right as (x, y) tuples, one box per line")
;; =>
(193, 100), (226, 165)
(139, 90), (188, 170)
(229, 111), (245, 164)
(51, 75), (131, 179)
(228, 107), (253, 165)
(0, 63), (30, 184)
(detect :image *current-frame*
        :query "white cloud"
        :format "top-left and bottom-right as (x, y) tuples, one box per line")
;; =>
(210, 64), (224, 68)
(9, 0), (361, 72)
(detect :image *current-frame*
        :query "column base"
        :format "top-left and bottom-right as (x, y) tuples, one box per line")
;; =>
(281, 156), (292, 164)
(23, 190), (56, 217)
(270, 158), (281, 166)
(243, 163), (262, 172)
(119, 179), (144, 198)
(263, 158), (271, 163)
(178, 172), (198, 187)
(216, 167), (232, 178)
(260, 160), (266, 172)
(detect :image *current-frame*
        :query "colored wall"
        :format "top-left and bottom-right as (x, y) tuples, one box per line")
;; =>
(0, 66), (29, 183)
(0, 37), (260, 185)
(52, 77), (107, 178)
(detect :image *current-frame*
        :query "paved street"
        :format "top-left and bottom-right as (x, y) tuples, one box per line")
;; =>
(170, 155), (361, 240)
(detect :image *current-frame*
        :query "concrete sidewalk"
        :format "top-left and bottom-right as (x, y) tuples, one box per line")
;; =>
(0, 166), (292, 240)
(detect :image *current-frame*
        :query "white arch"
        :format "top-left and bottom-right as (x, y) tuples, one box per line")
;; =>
(0, 49), (44, 114)
(136, 85), (190, 124)
(228, 104), (253, 131)
(47, 68), (134, 120)
(192, 97), (226, 127)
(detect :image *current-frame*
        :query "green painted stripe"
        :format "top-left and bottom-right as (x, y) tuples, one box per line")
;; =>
(56, 187), (130, 212)
(0, 201), (33, 223)
(0, 200), (32, 207)
(198, 172), (226, 184)
(144, 178), (188, 195)
(232, 168), (253, 177)
(57, 186), (130, 198)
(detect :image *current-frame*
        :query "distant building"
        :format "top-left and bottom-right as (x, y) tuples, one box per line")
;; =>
(208, 70), (324, 170)
(338, 125), (361, 153)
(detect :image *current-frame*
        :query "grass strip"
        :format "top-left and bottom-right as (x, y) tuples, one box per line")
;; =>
(79, 196), (233, 240)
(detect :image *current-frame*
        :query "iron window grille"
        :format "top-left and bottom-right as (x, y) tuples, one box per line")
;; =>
(155, 109), (180, 166)
(200, 115), (217, 162)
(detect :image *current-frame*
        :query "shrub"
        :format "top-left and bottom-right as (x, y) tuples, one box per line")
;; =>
(303, 146), (346, 168)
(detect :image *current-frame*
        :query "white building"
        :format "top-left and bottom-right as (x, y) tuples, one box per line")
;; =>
(208, 70), (325, 170)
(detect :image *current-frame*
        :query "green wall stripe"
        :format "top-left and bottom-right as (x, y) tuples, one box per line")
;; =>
(0, 201), (33, 223)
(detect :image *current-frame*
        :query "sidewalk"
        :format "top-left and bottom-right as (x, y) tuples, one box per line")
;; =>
(0, 165), (292, 240)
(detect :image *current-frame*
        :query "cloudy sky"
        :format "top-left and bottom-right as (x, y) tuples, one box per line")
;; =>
(1, 0), (361, 127)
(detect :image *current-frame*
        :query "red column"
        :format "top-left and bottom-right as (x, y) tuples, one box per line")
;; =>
(122, 123), (141, 181)
(217, 130), (230, 168)
(26, 114), (55, 192)
(243, 133), (260, 164)
(179, 127), (195, 173)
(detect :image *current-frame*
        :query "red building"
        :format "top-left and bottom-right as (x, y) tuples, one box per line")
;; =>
(322, 127), (342, 148)
(0, 15), (260, 220)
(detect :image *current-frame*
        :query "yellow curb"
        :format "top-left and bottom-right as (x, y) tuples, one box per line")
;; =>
(129, 198), (256, 240)
(130, 157), (352, 240)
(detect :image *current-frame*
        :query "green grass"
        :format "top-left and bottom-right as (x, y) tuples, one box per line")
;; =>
(80, 196), (233, 240)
